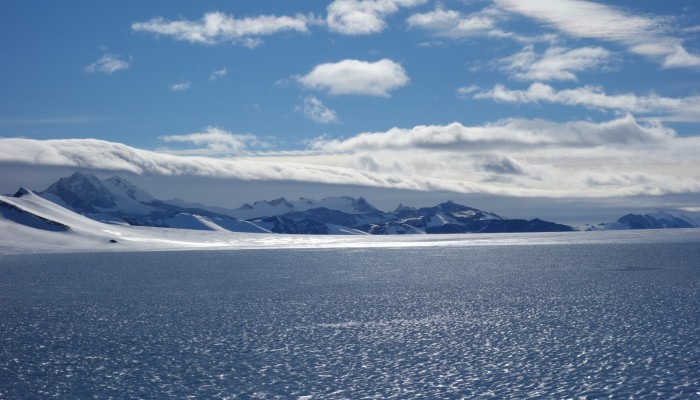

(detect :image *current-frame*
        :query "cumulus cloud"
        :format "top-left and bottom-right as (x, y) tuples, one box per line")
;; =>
(300, 96), (339, 124)
(209, 67), (227, 81)
(494, 0), (700, 68)
(474, 82), (700, 122)
(406, 7), (496, 38)
(2, 116), (698, 199)
(132, 12), (313, 47)
(310, 114), (675, 152)
(84, 54), (131, 74)
(327, 0), (426, 35)
(170, 82), (191, 92)
(499, 45), (612, 81)
(158, 126), (269, 156)
(296, 59), (409, 97)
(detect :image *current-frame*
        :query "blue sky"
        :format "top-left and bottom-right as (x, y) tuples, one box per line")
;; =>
(1, 0), (699, 222)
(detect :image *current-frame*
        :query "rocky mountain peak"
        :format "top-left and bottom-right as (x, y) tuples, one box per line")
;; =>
(13, 187), (32, 198)
(42, 172), (116, 211)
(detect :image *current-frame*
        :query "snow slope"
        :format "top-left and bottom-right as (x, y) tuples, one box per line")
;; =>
(3, 190), (700, 255)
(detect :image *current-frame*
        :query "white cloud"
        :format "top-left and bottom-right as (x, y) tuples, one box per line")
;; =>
(297, 59), (409, 97)
(474, 82), (700, 122)
(662, 45), (700, 68)
(0, 138), (427, 192)
(310, 114), (675, 152)
(456, 85), (479, 98)
(327, 0), (427, 35)
(406, 7), (496, 38)
(499, 45), (612, 81)
(301, 96), (339, 124)
(1, 116), (698, 199)
(407, 6), (557, 44)
(209, 67), (227, 81)
(494, 0), (700, 69)
(132, 12), (313, 47)
(170, 82), (191, 92)
(84, 54), (131, 74)
(305, 116), (700, 197)
(159, 126), (267, 156)
(486, 30), (559, 45)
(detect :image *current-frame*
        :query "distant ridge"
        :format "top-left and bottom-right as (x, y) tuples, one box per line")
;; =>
(579, 211), (698, 231)
(25, 172), (575, 235)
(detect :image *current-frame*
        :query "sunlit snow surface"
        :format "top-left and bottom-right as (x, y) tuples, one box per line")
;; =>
(1, 231), (699, 398)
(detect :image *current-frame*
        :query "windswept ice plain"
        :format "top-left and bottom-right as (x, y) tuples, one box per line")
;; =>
(1, 230), (699, 398)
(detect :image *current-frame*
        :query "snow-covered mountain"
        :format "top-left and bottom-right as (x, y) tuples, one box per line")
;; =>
(38, 172), (267, 233)
(0, 188), (275, 253)
(0, 188), (72, 232)
(229, 196), (382, 220)
(579, 211), (699, 231)
(356, 201), (571, 234)
(12, 171), (576, 235)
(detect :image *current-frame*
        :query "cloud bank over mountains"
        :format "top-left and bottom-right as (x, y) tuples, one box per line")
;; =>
(2, 115), (698, 199)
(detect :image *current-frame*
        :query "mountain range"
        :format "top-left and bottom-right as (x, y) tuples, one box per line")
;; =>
(2, 172), (698, 237)
(579, 212), (698, 231)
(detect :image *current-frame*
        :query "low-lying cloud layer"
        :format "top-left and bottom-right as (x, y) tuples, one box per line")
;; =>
(2, 115), (699, 199)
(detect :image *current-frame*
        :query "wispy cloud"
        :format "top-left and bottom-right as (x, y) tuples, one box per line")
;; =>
(407, 6), (557, 44)
(170, 82), (191, 92)
(494, 0), (700, 68)
(327, 0), (427, 35)
(456, 85), (479, 98)
(84, 54), (131, 74)
(300, 96), (339, 124)
(132, 12), (314, 47)
(499, 45), (612, 81)
(209, 67), (227, 81)
(474, 82), (700, 122)
(297, 59), (409, 97)
(158, 126), (268, 156)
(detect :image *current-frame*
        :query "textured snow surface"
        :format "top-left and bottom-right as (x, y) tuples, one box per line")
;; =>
(1, 240), (699, 398)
